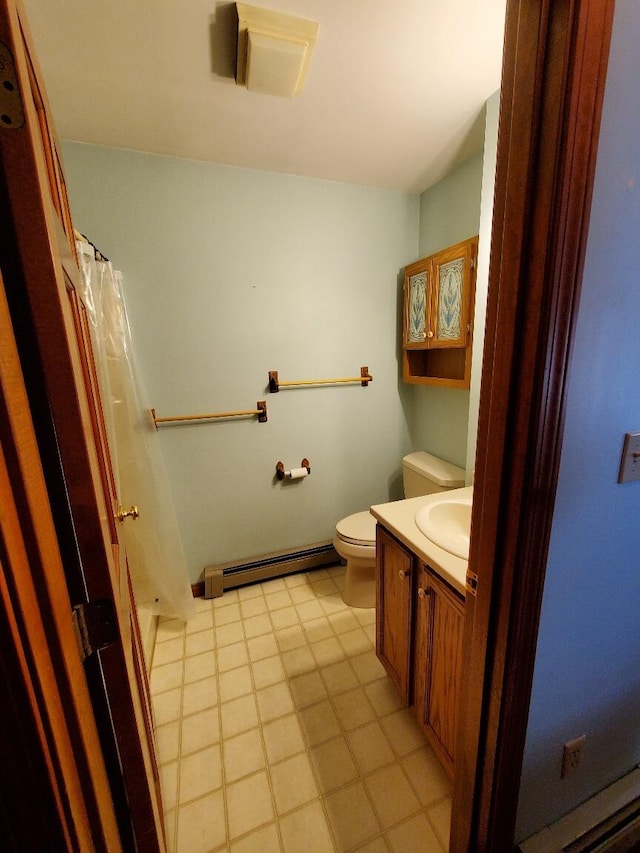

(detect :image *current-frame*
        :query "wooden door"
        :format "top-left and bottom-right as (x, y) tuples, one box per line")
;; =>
(414, 564), (465, 776)
(375, 526), (414, 702)
(0, 0), (164, 849)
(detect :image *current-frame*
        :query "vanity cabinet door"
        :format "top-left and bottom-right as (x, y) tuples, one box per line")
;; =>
(413, 564), (465, 776)
(375, 527), (414, 703)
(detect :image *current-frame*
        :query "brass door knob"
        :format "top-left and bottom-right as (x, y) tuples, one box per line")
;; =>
(117, 505), (139, 523)
(398, 569), (410, 580)
(417, 587), (429, 599)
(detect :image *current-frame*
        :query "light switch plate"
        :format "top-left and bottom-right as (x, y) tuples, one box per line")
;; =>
(618, 432), (640, 483)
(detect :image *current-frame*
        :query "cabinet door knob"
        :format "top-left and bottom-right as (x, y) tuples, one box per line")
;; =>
(417, 587), (428, 599)
(398, 569), (410, 580)
(427, 330), (434, 338)
(117, 504), (139, 523)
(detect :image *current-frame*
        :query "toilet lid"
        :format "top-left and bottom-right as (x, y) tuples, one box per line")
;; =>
(336, 511), (377, 546)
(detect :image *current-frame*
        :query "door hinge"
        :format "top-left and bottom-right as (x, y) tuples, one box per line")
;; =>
(72, 600), (118, 662)
(0, 42), (26, 129)
(466, 569), (478, 597)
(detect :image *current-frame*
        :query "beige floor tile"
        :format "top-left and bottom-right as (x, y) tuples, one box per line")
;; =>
(182, 676), (217, 717)
(281, 645), (316, 677)
(217, 641), (249, 672)
(309, 736), (359, 794)
(176, 789), (226, 853)
(279, 800), (335, 853)
(363, 679), (405, 717)
(157, 616), (186, 641)
(303, 615), (336, 643)
(284, 571), (307, 589)
(289, 669), (328, 709)
(226, 770), (274, 839)
(309, 577), (340, 597)
(214, 588), (239, 604)
(251, 654), (286, 690)
(185, 630), (215, 658)
(270, 752), (318, 814)
(299, 699), (342, 747)
(184, 651), (215, 684)
(230, 821), (281, 853)
(265, 589), (293, 611)
(387, 813), (442, 853)
(244, 613), (273, 639)
(295, 599), (326, 622)
(380, 709), (426, 758)
(347, 721), (396, 775)
(160, 760), (179, 811)
(218, 665), (253, 703)
(365, 765), (420, 829)
(223, 727), (265, 783)
(185, 610), (214, 635)
(288, 584), (316, 605)
(262, 713), (306, 764)
(150, 660), (183, 694)
(214, 602), (241, 625)
(275, 625), (308, 652)
(220, 694), (259, 739)
(427, 798), (451, 852)
(327, 610), (360, 635)
(320, 660), (359, 696)
(193, 596), (214, 612)
(320, 594), (349, 616)
(153, 637), (184, 667)
(179, 744), (223, 803)
(181, 707), (219, 755)
(307, 568), (331, 581)
(270, 605), (300, 630)
(353, 837), (389, 853)
(246, 632), (279, 661)
(354, 608), (376, 626)
(236, 582), (263, 601)
(350, 651), (387, 685)
(333, 687), (376, 731)
(263, 576), (287, 592)
(325, 782), (380, 850)
(240, 596), (267, 618)
(401, 747), (451, 807)
(157, 720), (180, 764)
(153, 686), (182, 726)
(256, 681), (294, 723)
(312, 637), (346, 668)
(215, 621), (244, 647)
(339, 627), (373, 657)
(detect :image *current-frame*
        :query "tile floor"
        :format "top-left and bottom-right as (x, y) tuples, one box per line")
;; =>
(150, 564), (452, 853)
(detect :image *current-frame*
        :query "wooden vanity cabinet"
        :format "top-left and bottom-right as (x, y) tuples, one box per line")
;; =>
(413, 561), (465, 776)
(375, 525), (465, 776)
(376, 526), (414, 702)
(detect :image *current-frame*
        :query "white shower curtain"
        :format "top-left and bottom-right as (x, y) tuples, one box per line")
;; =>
(77, 240), (194, 622)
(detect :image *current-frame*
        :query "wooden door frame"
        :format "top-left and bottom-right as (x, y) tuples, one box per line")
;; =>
(452, 0), (615, 849)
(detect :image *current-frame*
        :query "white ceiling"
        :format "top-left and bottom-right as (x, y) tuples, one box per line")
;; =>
(23, 0), (506, 194)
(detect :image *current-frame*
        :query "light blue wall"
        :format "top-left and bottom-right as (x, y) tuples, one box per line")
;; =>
(407, 152), (484, 469)
(61, 143), (418, 583)
(516, 0), (640, 839)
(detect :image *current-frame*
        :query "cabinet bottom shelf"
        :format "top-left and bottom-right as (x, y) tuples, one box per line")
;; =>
(403, 347), (470, 387)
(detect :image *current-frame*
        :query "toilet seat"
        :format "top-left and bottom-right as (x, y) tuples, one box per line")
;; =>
(335, 511), (376, 547)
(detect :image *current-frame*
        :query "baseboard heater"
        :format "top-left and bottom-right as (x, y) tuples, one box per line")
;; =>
(203, 540), (340, 598)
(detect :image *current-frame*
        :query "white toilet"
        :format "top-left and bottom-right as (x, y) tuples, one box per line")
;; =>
(333, 452), (466, 608)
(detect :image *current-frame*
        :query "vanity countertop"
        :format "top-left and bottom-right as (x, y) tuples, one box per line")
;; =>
(370, 486), (472, 597)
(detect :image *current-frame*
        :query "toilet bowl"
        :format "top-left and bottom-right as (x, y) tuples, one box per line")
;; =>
(334, 452), (466, 608)
(333, 511), (377, 608)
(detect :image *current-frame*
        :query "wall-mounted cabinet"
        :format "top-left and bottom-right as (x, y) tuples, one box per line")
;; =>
(376, 524), (465, 776)
(402, 236), (478, 388)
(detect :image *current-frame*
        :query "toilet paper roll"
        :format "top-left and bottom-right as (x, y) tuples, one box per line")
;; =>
(286, 467), (309, 480)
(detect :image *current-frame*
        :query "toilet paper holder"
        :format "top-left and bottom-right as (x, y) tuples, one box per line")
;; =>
(276, 458), (311, 480)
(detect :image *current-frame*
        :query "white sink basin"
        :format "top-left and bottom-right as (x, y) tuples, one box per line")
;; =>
(414, 494), (472, 560)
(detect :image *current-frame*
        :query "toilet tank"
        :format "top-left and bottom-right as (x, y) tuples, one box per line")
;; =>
(402, 452), (465, 498)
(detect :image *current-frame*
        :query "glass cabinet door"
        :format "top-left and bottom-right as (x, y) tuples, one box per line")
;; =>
(430, 241), (474, 349)
(406, 269), (428, 344)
